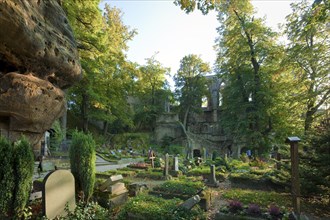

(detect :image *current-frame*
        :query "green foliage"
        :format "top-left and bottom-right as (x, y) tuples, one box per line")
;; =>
(174, 54), (210, 128)
(174, 0), (219, 15)
(117, 194), (205, 220)
(300, 123), (330, 195)
(12, 138), (35, 215)
(63, 0), (137, 132)
(50, 120), (65, 151)
(134, 55), (171, 131)
(69, 130), (96, 202)
(222, 189), (291, 209)
(163, 145), (185, 156)
(56, 201), (110, 220)
(0, 136), (34, 218)
(284, 0), (330, 132)
(215, 0), (288, 154)
(111, 132), (150, 150)
(153, 179), (204, 196)
(0, 136), (14, 217)
(136, 170), (164, 180)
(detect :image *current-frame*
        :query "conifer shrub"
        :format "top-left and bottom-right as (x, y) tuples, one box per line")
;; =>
(0, 136), (14, 217)
(12, 138), (35, 215)
(69, 130), (96, 202)
(0, 136), (34, 218)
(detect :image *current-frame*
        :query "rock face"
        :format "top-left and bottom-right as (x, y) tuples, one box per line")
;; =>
(0, 0), (81, 154)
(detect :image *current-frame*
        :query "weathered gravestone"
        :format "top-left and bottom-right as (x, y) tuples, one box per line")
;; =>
(97, 175), (128, 208)
(207, 165), (219, 187)
(163, 153), (172, 180)
(42, 170), (76, 219)
(173, 156), (179, 172)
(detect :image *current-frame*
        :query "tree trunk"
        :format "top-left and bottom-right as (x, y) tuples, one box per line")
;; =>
(82, 92), (89, 132)
(103, 121), (109, 136)
(183, 106), (190, 131)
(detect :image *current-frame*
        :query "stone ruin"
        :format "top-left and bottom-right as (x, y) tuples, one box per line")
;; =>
(0, 0), (81, 155)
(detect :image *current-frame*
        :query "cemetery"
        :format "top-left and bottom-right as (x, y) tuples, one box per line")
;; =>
(0, 0), (329, 219)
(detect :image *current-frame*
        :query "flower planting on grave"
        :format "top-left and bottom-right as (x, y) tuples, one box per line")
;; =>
(218, 188), (292, 219)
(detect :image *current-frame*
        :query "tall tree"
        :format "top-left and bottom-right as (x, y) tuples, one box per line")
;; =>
(63, 0), (106, 132)
(63, 1), (136, 133)
(284, 0), (330, 133)
(215, 0), (285, 155)
(174, 54), (210, 129)
(134, 55), (171, 131)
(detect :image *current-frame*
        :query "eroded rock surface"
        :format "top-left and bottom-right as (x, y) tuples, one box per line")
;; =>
(0, 0), (81, 153)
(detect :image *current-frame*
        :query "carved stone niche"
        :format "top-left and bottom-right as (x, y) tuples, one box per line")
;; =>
(0, 0), (82, 155)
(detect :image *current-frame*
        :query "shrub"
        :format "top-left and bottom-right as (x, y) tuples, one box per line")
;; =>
(247, 203), (261, 216)
(0, 136), (14, 217)
(69, 130), (96, 202)
(0, 136), (34, 218)
(57, 201), (110, 219)
(12, 138), (35, 216)
(268, 204), (281, 216)
(228, 200), (243, 213)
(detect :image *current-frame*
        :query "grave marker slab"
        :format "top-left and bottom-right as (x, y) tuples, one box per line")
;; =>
(42, 170), (76, 219)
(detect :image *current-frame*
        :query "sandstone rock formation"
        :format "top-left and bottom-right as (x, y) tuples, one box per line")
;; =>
(0, 0), (81, 154)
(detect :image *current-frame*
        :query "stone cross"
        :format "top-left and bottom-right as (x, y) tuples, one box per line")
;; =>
(173, 156), (179, 172)
(148, 149), (155, 168)
(42, 170), (76, 219)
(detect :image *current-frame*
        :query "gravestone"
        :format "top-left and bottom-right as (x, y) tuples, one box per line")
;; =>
(163, 153), (172, 180)
(96, 175), (128, 209)
(173, 156), (179, 172)
(179, 195), (201, 210)
(207, 165), (219, 187)
(43, 170), (76, 219)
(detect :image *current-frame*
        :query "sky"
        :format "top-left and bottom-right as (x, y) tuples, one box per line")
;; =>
(99, 0), (299, 83)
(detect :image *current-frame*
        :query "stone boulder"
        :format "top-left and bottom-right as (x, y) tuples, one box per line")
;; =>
(0, 0), (81, 153)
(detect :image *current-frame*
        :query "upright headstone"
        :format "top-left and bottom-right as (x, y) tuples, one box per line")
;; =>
(43, 170), (76, 219)
(286, 137), (301, 217)
(173, 156), (179, 172)
(163, 153), (172, 180)
(164, 153), (169, 176)
(207, 165), (219, 187)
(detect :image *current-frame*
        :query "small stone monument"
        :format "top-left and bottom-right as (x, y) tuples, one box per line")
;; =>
(42, 170), (76, 219)
(207, 165), (219, 187)
(173, 156), (179, 172)
(163, 153), (172, 180)
(97, 175), (128, 208)
(179, 195), (201, 210)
